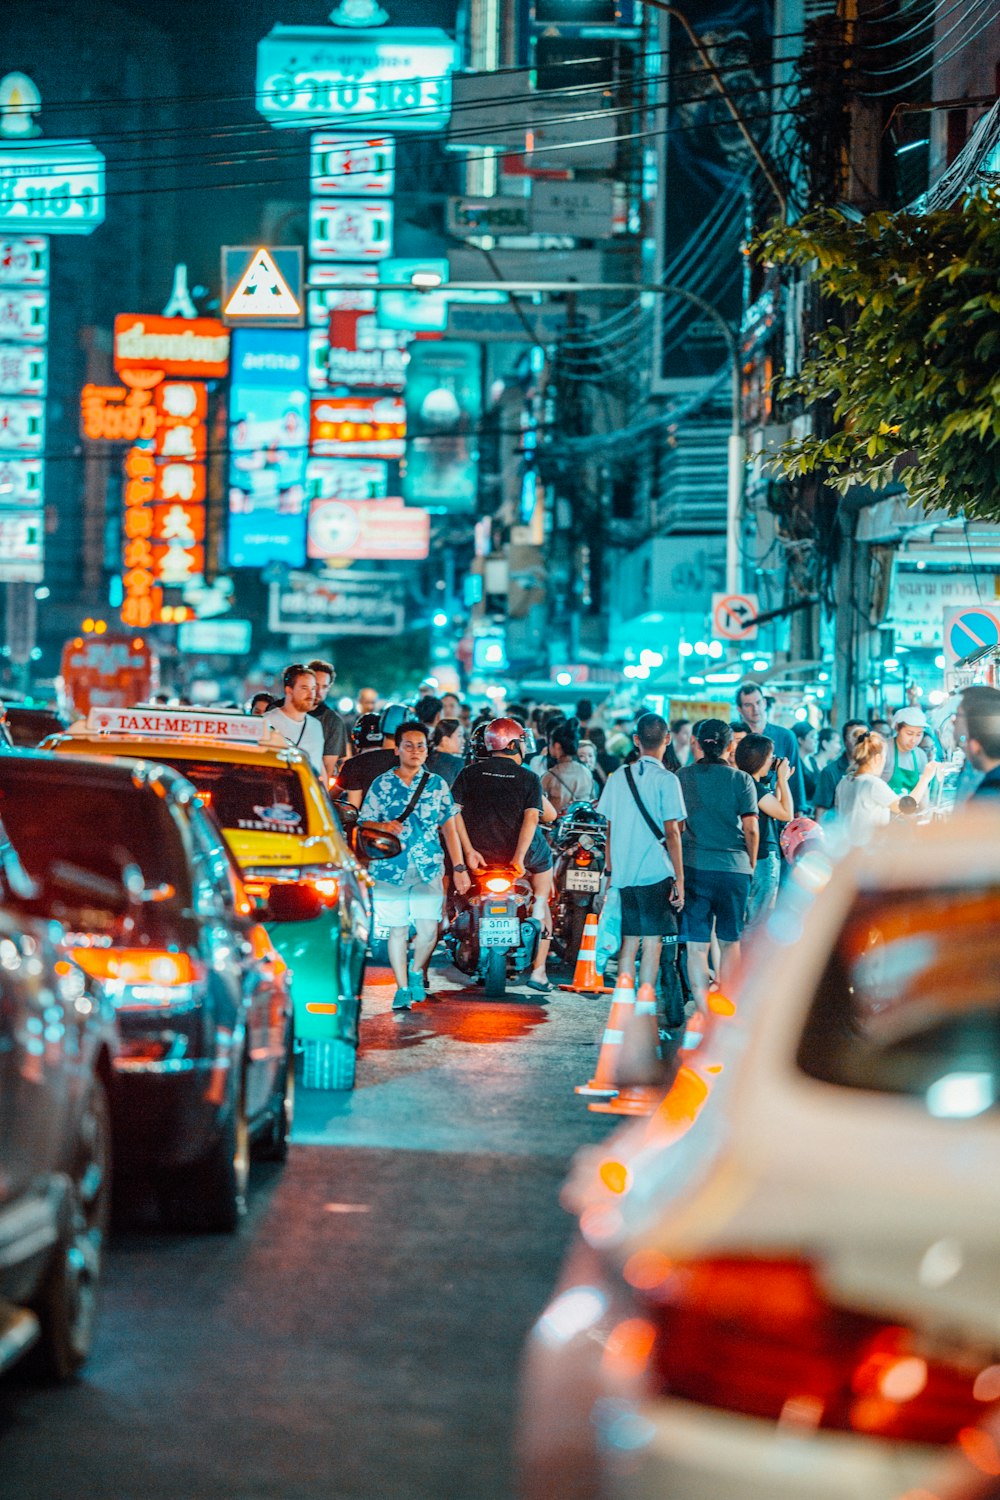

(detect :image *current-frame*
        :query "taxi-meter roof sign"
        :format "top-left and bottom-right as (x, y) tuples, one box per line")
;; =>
(84, 706), (272, 743)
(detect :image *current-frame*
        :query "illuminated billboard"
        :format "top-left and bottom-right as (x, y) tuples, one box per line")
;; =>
(256, 27), (459, 133)
(311, 135), (395, 195)
(227, 328), (310, 569)
(307, 496), (429, 560)
(0, 141), (105, 235)
(114, 315), (230, 379)
(310, 394), (405, 458)
(309, 198), (393, 261)
(402, 342), (480, 514)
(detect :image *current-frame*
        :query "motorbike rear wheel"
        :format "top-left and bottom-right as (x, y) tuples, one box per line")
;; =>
(483, 946), (507, 999)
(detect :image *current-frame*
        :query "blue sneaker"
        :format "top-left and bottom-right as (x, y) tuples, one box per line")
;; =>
(392, 988), (412, 1011)
(408, 969), (427, 1003)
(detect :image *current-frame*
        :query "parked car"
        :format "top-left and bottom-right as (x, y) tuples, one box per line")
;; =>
(0, 751), (307, 1232)
(1, 701), (69, 748)
(0, 834), (117, 1379)
(519, 809), (1000, 1500)
(48, 706), (380, 1092)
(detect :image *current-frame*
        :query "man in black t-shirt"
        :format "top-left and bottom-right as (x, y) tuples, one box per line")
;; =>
(452, 718), (553, 991)
(339, 704), (409, 805)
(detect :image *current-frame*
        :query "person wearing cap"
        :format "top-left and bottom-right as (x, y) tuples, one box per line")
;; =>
(882, 707), (935, 801)
(956, 686), (1000, 797)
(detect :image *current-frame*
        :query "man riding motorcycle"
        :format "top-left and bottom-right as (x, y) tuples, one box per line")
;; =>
(451, 718), (553, 992)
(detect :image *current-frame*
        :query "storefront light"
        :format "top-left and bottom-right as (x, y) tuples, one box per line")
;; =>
(679, 642), (694, 657)
(752, 658), (769, 671)
(884, 658), (899, 670)
(935, 654), (946, 669)
(694, 641), (709, 656)
(707, 641), (724, 659)
(689, 675), (705, 686)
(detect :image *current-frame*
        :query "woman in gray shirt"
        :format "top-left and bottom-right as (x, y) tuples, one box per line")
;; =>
(677, 719), (759, 1010)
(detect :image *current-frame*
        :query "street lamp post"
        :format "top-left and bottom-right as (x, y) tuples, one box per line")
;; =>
(317, 276), (745, 593)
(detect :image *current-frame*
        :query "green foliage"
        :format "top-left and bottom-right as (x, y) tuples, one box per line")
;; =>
(758, 192), (1000, 521)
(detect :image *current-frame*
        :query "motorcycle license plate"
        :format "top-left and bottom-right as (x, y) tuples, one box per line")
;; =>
(480, 918), (521, 946)
(566, 869), (601, 892)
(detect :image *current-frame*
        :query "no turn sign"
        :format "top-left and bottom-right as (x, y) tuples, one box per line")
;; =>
(712, 592), (760, 642)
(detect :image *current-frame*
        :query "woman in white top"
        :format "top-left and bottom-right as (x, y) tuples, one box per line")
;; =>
(835, 730), (938, 841)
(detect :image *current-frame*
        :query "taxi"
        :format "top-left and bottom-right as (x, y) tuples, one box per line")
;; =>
(47, 705), (376, 1091)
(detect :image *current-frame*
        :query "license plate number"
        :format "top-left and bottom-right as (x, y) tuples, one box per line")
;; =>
(566, 869), (601, 892)
(480, 918), (520, 945)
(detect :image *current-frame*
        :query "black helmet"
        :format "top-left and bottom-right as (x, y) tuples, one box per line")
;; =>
(351, 712), (383, 751)
(379, 703), (408, 740)
(563, 800), (604, 826)
(469, 721), (491, 760)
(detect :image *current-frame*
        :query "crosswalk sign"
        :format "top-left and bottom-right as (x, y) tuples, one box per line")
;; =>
(221, 245), (304, 327)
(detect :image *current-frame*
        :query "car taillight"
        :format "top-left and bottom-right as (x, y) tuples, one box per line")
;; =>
(244, 866), (339, 907)
(71, 947), (198, 986)
(631, 1256), (998, 1445)
(485, 875), (512, 893)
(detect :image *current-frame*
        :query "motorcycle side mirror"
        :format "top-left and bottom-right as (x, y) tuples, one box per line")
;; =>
(356, 825), (402, 862)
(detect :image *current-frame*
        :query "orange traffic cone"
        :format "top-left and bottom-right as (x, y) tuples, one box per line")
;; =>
(559, 912), (609, 994)
(589, 983), (667, 1117)
(574, 974), (636, 1098)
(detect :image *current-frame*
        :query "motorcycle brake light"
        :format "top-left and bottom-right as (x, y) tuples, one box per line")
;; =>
(576, 851), (593, 866)
(485, 876), (512, 893)
(634, 1255), (997, 1445)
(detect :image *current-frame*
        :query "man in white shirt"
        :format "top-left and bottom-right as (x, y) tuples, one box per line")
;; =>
(262, 664), (326, 778)
(597, 713), (686, 992)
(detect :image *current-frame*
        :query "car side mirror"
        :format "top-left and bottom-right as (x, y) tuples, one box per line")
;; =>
(356, 825), (402, 862)
(265, 881), (324, 923)
(335, 799), (359, 835)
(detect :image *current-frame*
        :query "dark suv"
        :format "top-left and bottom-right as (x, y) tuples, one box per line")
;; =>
(0, 845), (117, 1379)
(0, 753), (312, 1232)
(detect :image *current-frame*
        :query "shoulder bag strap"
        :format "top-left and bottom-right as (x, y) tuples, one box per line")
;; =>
(624, 764), (665, 846)
(397, 771), (430, 826)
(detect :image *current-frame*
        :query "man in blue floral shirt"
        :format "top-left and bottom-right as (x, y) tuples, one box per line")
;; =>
(361, 719), (470, 1010)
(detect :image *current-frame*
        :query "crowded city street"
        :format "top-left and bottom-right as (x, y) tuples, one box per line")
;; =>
(6, 0), (1000, 1497)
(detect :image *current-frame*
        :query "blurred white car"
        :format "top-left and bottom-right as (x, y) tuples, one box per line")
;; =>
(518, 809), (1000, 1500)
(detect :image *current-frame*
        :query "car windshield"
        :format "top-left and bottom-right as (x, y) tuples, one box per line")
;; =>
(797, 886), (1000, 1114)
(151, 758), (310, 836)
(0, 769), (190, 931)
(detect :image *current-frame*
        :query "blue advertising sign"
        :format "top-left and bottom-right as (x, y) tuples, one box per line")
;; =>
(256, 27), (459, 133)
(0, 141), (105, 235)
(227, 329), (310, 569)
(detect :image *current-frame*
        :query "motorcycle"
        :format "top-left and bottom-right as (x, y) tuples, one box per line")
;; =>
(550, 802), (608, 966)
(444, 865), (541, 999)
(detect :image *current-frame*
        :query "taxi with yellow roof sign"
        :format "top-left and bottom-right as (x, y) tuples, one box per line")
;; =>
(47, 705), (398, 1091)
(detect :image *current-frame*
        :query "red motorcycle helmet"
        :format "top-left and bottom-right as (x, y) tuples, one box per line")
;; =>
(484, 717), (528, 754)
(780, 816), (823, 864)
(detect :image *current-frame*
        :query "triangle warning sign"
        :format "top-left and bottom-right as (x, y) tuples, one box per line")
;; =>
(225, 248), (301, 319)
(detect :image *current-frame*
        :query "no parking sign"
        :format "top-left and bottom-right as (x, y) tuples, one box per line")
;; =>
(943, 605), (1000, 666)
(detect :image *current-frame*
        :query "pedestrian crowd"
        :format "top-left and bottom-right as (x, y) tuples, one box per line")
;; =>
(236, 660), (1000, 1028)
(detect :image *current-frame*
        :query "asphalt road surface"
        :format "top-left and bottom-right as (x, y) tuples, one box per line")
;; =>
(0, 960), (619, 1500)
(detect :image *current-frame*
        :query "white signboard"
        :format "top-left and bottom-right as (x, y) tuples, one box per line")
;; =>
(0, 287), (47, 342)
(307, 264), (378, 327)
(268, 569), (406, 636)
(0, 396), (44, 451)
(256, 27), (459, 133)
(531, 179), (614, 239)
(446, 197), (531, 238)
(309, 199), (393, 261)
(0, 236), (48, 285)
(0, 454), (43, 504)
(0, 344), (46, 397)
(0, 142), (106, 234)
(445, 304), (568, 343)
(0, 508), (43, 581)
(305, 457), (389, 501)
(311, 135), (395, 195)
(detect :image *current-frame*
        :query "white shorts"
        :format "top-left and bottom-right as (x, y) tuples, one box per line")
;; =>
(372, 878), (444, 928)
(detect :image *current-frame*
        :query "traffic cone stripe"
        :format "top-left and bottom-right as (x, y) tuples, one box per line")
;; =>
(559, 911), (610, 993)
(574, 974), (635, 1098)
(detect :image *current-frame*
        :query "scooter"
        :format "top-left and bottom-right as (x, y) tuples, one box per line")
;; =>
(444, 866), (540, 999)
(550, 803), (607, 966)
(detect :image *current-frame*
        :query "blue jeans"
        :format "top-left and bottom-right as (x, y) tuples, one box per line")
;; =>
(744, 852), (780, 932)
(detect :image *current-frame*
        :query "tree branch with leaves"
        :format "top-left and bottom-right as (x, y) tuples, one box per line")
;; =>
(758, 191), (1000, 522)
